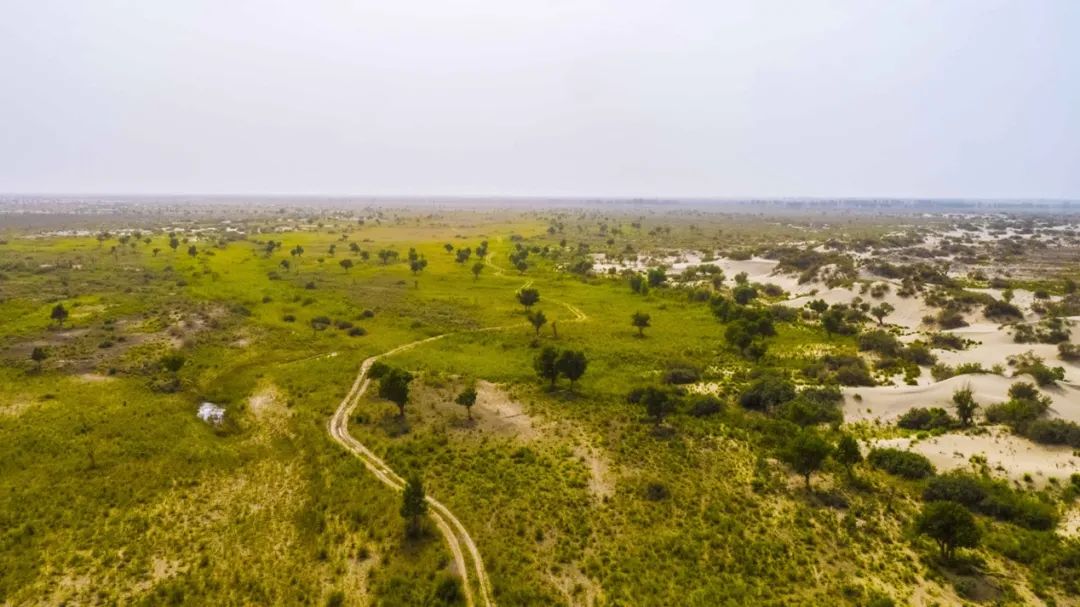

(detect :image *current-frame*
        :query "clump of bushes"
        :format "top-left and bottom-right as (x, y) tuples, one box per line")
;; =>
(868, 448), (935, 479)
(924, 471), (1058, 530)
(897, 407), (956, 431)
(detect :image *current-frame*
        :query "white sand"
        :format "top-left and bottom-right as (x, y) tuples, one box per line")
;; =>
(874, 428), (1080, 487)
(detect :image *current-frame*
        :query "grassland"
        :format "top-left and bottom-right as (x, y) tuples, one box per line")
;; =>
(3, 205), (1080, 606)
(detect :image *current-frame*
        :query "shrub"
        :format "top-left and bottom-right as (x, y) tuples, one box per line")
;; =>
(663, 363), (701, 385)
(984, 299), (1023, 320)
(858, 330), (902, 356)
(1059, 342), (1080, 362)
(868, 448), (935, 479)
(738, 374), (796, 412)
(686, 394), (723, 418)
(897, 407), (955, 431)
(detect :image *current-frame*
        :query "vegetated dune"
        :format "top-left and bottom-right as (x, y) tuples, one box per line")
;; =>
(874, 429), (1080, 486)
(934, 321), (1079, 379)
(843, 374), (1080, 424)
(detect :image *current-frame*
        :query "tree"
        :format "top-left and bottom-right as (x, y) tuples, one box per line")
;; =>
(732, 285), (757, 305)
(444, 243), (454, 254)
(187, 245), (198, 258)
(517, 287), (540, 311)
(821, 308), (848, 338)
(409, 258), (428, 275)
(556, 350), (587, 389)
(168, 236), (180, 253)
(152, 248), (160, 257)
(515, 260), (528, 274)
(471, 261), (485, 280)
(646, 268), (667, 288)
(952, 386), (978, 427)
(916, 501), (980, 560)
(781, 430), (832, 490)
(455, 247), (472, 264)
(534, 346), (560, 388)
(379, 368), (414, 419)
(377, 249), (398, 264)
(30, 346), (47, 370)
(455, 385), (478, 420)
(400, 475), (428, 538)
(527, 310), (547, 336)
(835, 434), (863, 477)
(339, 258), (354, 272)
(631, 311), (651, 337)
(628, 386), (675, 426)
(871, 302), (895, 325)
(50, 303), (69, 327)
(629, 273), (648, 294)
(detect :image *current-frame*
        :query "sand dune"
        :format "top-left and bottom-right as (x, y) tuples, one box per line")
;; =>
(874, 428), (1080, 486)
(845, 373), (1080, 423)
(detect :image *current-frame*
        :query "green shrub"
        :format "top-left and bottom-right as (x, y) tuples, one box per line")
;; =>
(868, 448), (935, 479)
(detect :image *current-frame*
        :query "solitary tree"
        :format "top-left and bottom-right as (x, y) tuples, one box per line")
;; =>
(556, 350), (587, 389)
(471, 261), (484, 280)
(528, 310), (547, 336)
(780, 430), (832, 490)
(455, 385), (478, 420)
(400, 475), (428, 538)
(187, 245), (198, 258)
(952, 386), (978, 427)
(629, 273), (647, 294)
(517, 288), (540, 311)
(444, 243), (454, 254)
(379, 368), (414, 419)
(339, 258), (354, 273)
(916, 501), (980, 560)
(871, 302), (895, 325)
(168, 236), (180, 253)
(51, 303), (69, 327)
(409, 258), (428, 275)
(835, 434), (863, 477)
(534, 346), (560, 388)
(30, 346), (47, 370)
(631, 311), (651, 337)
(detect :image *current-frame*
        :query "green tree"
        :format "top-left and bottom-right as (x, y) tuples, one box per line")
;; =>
(455, 385), (478, 420)
(517, 287), (540, 311)
(471, 261), (484, 280)
(444, 243), (454, 254)
(835, 434), (863, 477)
(871, 302), (895, 325)
(379, 368), (414, 419)
(339, 258), (354, 272)
(781, 430), (833, 490)
(952, 386), (978, 427)
(409, 257), (428, 275)
(534, 346), (560, 388)
(628, 273), (648, 294)
(50, 303), (69, 327)
(646, 268), (667, 288)
(400, 475), (428, 538)
(168, 235), (180, 253)
(916, 501), (980, 560)
(528, 310), (547, 336)
(556, 350), (587, 389)
(631, 311), (651, 337)
(187, 245), (197, 258)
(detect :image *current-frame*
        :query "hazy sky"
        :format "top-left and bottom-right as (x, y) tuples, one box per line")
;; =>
(2, 1), (1078, 198)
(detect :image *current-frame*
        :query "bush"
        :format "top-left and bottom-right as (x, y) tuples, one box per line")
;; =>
(1025, 419), (1080, 449)
(858, 330), (902, 356)
(868, 448), (935, 479)
(897, 407), (955, 431)
(663, 363), (701, 385)
(686, 394), (723, 418)
(924, 472), (987, 507)
(738, 374), (796, 412)
(984, 299), (1023, 320)
(1059, 342), (1080, 361)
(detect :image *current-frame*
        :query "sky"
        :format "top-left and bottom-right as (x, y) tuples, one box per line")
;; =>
(1, 0), (1078, 199)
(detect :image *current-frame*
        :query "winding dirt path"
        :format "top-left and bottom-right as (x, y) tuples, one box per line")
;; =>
(328, 293), (586, 607)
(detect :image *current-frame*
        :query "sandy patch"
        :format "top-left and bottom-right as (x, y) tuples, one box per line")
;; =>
(874, 428), (1080, 487)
